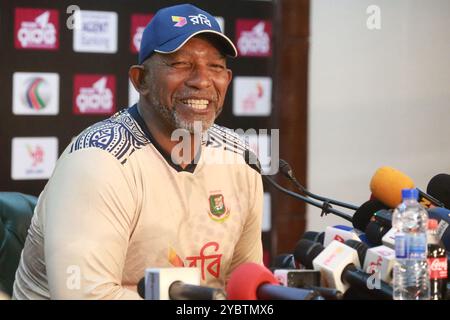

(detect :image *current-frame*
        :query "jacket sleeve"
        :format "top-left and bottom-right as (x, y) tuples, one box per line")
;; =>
(42, 148), (141, 299)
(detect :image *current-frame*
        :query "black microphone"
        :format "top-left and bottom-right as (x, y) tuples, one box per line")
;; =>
(351, 199), (390, 231)
(345, 239), (369, 267)
(293, 239), (325, 269)
(427, 173), (450, 209)
(271, 253), (297, 270)
(137, 277), (226, 300)
(301, 231), (325, 245)
(279, 159), (359, 211)
(243, 149), (353, 222)
(364, 209), (392, 246)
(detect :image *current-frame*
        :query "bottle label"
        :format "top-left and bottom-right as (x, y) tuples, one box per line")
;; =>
(428, 257), (448, 279)
(395, 233), (427, 259)
(407, 234), (427, 259)
(395, 234), (407, 258)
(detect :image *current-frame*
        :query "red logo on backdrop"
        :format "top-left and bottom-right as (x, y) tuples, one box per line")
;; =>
(73, 75), (116, 115)
(130, 14), (153, 53)
(14, 8), (59, 50)
(235, 19), (272, 57)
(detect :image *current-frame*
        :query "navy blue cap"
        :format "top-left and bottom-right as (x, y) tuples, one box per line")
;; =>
(139, 4), (237, 64)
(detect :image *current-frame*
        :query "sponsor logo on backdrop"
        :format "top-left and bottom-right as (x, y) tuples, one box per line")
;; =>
(130, 14), (153, 53)
(73, 75), (116, 115)
(13, 72), (59, 115)
(236, 19), (272, 57)
(11, 137), (58, 180)
(14, 8), (59, 50)
(233, 76), (272, 116)
(73, 10), (118, 53)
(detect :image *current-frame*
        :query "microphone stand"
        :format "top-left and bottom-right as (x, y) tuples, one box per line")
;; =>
(262, 175), (353, 222)
(279, 159), (359, 211)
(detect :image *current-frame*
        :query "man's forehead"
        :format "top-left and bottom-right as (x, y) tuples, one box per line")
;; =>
(164, 36), (226, 58)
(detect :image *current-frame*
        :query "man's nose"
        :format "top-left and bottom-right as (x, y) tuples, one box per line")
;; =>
(185, 65), (213, 89)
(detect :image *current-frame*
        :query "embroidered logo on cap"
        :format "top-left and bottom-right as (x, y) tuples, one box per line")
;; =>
(171, 16), (187, 27)
(188, 14), (211, 27)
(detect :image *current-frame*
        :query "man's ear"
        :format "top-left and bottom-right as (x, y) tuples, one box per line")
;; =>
(129, 65), (149, 95)
(226, 68), (232, 86)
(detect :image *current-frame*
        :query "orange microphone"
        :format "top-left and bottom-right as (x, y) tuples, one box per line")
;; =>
(370, 166), (444, 208)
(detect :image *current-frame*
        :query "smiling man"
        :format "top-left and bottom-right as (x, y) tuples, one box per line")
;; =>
(13, 4), (264, 299)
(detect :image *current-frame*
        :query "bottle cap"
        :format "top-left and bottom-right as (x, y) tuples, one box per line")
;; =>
(401, 188), (418, 200)
(428, 219), (438, 230)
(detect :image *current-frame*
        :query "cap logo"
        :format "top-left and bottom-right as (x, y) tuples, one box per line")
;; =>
(188, 14), (211, 27)
(171, 16), (187, 27)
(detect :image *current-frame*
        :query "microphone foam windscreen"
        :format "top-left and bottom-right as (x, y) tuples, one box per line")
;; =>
(226, 262), (279, 300)
(352, 199), (390, 231)
(370, 166), (415, 208)
(427, 173), (450, 209)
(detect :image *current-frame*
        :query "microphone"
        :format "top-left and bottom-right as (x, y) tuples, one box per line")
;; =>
(359, 206), (450, 252)
(244, 149), (353, 222)
(271, 253), (297, 270)
(322, 225), (363, 247)
(278, 159), (359, 210)
(297, 239), (393, 299)
(427, 207), (450, 251)
(138, 268), (226, 300)
(294, 238), (325, 269)
(301, 231), (325, 245)
(381, 228), (396, 249)
(345, 240), (395, 284)
(273, 269), (344, 300)
(226, 262), (324, 300)
(364, 209), (392, 246)
(427, 173), (450, 209)
(351, 199), (390, 231)
(370, 166), (445, 208)
(345, 239), (369, 267)
(362, 245), (395, 283)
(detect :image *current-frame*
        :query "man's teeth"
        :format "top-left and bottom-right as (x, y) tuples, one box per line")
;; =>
(183, 99), (209, 110)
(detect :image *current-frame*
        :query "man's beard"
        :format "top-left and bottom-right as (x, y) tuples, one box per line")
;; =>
(151, 99), (220, 133)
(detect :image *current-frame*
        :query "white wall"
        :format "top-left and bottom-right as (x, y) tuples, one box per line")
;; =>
(307, 0), (450, 231)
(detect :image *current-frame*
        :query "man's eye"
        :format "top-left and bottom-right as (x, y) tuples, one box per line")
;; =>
(171, 61), (191, 68)
(210, 64), (225, 71)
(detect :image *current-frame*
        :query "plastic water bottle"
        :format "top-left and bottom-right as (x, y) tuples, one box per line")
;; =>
(392, 188), (430, 300)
